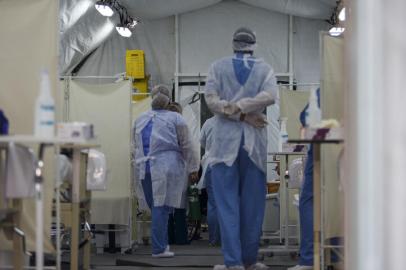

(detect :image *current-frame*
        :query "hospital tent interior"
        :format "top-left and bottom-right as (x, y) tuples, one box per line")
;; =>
(1, 0), (406, 269)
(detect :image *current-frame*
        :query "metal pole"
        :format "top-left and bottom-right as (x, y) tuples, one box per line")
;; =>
(35, 144), (47, 270)
(313, 144), (321, 270)
(321, 144), (325, 270)
(284, 155), (289, 248)
(63, 77), (70, 122)
(175, 14), (180, 102)
(70, 149), (81, 270)
(60, 75), (125, 79)
(55, 145), (61, 270)
(288, 15), (294, 90)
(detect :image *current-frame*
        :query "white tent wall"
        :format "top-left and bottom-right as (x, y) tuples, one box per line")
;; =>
(0, 0), (58, 254)
(76, 17), (175, 86)
(178, 1), (288, 74)
(122, 0), (222, 20)
(75, 1), (329, 86)
(320, 35), (344, 239)
(60, 0), (120, 75)
(65, 80), (133, 227)
(240, 0), (334, 20)
(294, 18), (329, 87)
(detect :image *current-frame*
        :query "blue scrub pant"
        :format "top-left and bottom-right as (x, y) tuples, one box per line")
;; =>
(299, 147), (314, 266)
(205, 169), (221, 245)
(211, 144), (266, 267)
(299, 147), (341, 266)
(142, 173), (172, 254)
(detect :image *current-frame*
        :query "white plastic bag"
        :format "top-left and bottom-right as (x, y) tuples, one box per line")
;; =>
(288, 157), (305, 189)
(86, 149), (107, 191)
(6, 143), (36, 198)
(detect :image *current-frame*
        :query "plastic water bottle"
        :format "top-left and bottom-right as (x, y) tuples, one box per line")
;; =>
(306, 88), (321, 127)
(279, 117), (288, 152)
(34, 70), (55, 138)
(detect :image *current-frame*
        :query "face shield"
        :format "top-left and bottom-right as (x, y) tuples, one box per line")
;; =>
(232, 27), (257, 53)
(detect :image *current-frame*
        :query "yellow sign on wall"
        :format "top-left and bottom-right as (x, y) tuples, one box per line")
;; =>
(126, 50), (145, 79)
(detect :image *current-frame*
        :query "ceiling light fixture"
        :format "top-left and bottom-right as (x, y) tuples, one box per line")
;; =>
(326, 1), (345, 37)
(116, 25), (132, 37)
(339, 7), (346, 21)
(95, 0), (139, 38)
(329, 27), (345, 36)
(95, 0), (114, 17)
(115, 2), (138, 38)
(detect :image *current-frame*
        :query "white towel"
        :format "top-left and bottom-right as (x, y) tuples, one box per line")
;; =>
(5, 142), (36, 198)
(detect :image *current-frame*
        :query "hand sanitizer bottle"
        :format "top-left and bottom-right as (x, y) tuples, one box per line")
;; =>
(34, 70), (55, 138)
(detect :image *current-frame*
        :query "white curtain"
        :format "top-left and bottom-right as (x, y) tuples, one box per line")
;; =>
(346, 0), (406, 269)
(320, 35), (344, 239)
(67, 80), (132, 225)
(0, 0), (58, 252)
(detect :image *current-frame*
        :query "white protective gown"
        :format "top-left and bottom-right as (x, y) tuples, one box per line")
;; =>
(197, 117), (215, 189)
(133, 110), (199, 211)
(204, 55), (279, 172)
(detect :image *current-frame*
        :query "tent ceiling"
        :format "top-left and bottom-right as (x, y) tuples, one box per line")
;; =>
(120, 0), (337, 20)
(121, 0), (222, 20)
(60, 0), (337, 75)
(240, 0), (336, 20)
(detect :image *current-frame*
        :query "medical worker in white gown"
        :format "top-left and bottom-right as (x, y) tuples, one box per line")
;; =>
(133, 85), (199, 257)
(204, 27), (279, 270)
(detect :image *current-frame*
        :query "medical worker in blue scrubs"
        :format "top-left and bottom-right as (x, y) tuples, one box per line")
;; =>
(133, 85), (199, 258)
(198, 117), (221, 246)
(204, 27), (279, 270)
(288, 88), (320, 270)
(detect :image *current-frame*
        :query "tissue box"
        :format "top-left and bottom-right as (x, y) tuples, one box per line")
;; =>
(57, 122), (94, 140)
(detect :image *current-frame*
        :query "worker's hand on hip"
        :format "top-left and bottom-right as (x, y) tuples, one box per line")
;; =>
(189, 172), (199, 184)
(223, 103), (241, 116)
(244, 113), (268, 128)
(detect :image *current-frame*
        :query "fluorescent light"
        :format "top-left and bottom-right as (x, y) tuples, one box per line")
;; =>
(95, 1), (114, 17)
(116, 26), (132, 37)
(339, 7), (346, 21)
(329, 27), (345, 36)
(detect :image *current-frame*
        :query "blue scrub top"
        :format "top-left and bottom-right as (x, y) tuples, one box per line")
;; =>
(299, 88), (321, 127)
(299, 88), (320, 174)
(232, 53), (255, 85)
